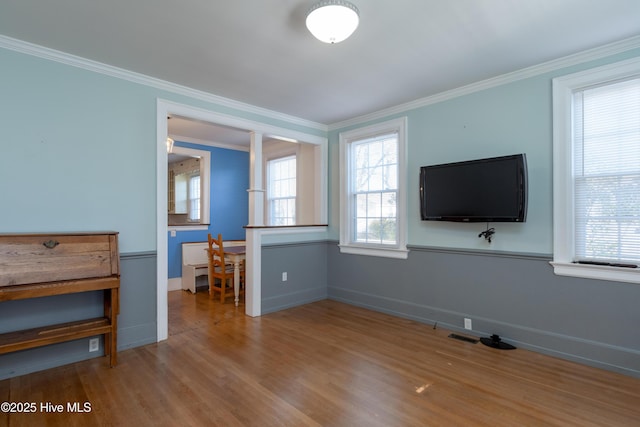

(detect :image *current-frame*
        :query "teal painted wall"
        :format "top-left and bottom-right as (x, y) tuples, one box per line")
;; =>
(2, 36), (639, 378)
(404, 76), (552, 254)
(325, 48), (640, 377)
(0, 45), (320, 378)
(0, 47), (322, 252)
(0, 49), (156, 253)
(328, 47), (640, 256)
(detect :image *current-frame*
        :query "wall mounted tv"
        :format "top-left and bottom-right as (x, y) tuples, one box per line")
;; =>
(420, 153), (527, 222)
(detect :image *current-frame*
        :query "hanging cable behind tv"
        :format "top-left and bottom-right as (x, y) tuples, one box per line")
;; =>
(478, 224), (495, 243)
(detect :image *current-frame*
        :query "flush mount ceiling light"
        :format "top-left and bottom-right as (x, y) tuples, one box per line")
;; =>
(269, 135), (299, 143)
(306, 0), (359, 44)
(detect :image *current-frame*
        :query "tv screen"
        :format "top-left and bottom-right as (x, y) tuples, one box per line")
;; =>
(420, 154), (527, 222)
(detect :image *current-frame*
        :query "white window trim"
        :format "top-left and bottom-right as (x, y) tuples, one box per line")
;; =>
(552, 56), (640, 284)
(339, 117), (408, 259)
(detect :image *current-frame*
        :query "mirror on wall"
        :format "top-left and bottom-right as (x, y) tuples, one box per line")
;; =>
(168, 146), (210, 226)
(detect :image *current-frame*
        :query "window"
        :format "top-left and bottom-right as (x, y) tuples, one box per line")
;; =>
(267, 155), (296, 225)
(352, 136), (397, 244)
(339, 117), (408, 259)
(188, 174), (201, 222)
(552, 57), (640, 284)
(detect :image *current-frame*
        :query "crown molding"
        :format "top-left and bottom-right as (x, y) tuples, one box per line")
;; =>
(328, 35), (640, 131)
(3, 33), (640, 134)
(0, 34), (327, 132)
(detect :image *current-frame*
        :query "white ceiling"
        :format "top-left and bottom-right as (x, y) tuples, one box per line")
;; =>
(168, 115), (252, 148)
(2, 0), (640, 140)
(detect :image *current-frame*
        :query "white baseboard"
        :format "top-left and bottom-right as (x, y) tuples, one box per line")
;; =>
(168, 277), (182, 292)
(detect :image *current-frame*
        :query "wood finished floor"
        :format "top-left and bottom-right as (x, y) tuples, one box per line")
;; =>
(1, 290), (639, 426)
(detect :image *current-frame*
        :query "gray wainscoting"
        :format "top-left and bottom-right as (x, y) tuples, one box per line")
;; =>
(117, 252), (158, 350)
(261, 241), (328, 314)
(327, 243), (640, 378)
(3, 243), (637, 379)
(0, 251), (157, 380)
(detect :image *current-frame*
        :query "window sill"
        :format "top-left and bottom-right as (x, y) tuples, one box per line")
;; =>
(244, 225), (328, 235)
(339, 244), (409, 259)
(550, 261), (639, 284)
(244, 224), (328, 229)
(168, 225), (209, 232)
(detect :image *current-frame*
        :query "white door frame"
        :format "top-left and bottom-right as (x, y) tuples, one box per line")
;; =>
(156, 99), (327, 341)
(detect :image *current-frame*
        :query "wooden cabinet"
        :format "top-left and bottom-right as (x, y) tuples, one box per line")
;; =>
(0, 232), (120, 367)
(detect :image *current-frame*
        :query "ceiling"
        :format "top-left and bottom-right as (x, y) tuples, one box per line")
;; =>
(2, 0), (640, 141)
(168, 115), (252, 148)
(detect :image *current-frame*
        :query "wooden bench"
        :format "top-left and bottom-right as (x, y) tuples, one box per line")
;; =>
(181, 242), (209, 293)
(181, 240), (245, 293)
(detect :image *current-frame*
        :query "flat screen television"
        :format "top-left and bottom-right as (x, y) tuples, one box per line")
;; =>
(420, 154), (527, 222)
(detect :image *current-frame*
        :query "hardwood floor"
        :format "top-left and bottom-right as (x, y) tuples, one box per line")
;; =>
(1, 290), (639, 426)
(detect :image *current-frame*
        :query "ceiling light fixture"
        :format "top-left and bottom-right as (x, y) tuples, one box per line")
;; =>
(166, 137), (174, 153)
(306, 0), (359, 44)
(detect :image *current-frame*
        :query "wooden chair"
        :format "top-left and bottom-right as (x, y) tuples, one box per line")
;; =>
(207, 233), (244, 303)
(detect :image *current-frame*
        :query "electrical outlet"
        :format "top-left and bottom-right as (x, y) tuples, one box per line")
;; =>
(464, 318), (472, 330)
(89, 338), (99, 352)
(282, 272), (287, 282)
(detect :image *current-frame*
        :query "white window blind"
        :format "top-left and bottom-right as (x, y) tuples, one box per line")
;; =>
(573, 77), (640, 265)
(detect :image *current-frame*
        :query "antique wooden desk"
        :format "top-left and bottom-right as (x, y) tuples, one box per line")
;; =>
(0, 232), (120, 367)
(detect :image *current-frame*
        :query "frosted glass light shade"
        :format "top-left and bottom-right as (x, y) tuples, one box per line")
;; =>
(306, 1), (359, 44)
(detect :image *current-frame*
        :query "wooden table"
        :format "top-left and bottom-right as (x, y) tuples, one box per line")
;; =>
(224, 245), (246, 306)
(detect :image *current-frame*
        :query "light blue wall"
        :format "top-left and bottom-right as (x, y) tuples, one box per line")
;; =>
(404, 76), (552, 254)
(328, 47), (640, 256)
(167, 140), (249, 278)
(0, 46), (322, 251)
(326, 48), (640, 377)
(2, 36), (640, 379)
(0, 44), (319, 378)
(0, 49), (156, 253)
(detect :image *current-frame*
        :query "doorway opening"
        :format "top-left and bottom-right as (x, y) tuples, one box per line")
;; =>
(156, 99), (328, 342)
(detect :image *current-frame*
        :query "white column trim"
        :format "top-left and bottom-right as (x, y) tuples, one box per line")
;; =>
(156, 101), (169, 342)
(248, 132), (265, 227)
(245, 229), (262, 317)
